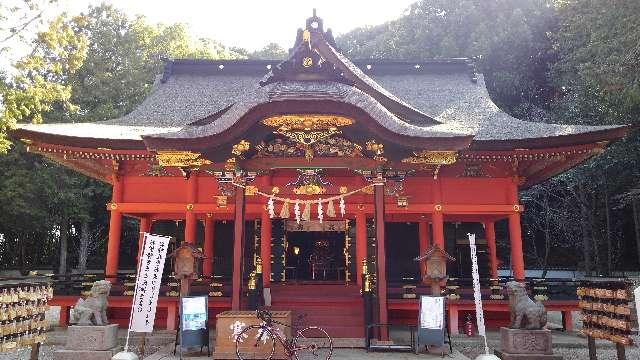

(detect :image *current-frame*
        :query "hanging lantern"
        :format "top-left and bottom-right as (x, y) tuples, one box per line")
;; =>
(267, 196), (275, 218)
(317, 199), (324, 223)
(339, 197), (346, 217)
(294, 200), (301, 223)
(302, 202), (311, 221)
(327, 199), (336, 217)
(280, 200), (290, 218)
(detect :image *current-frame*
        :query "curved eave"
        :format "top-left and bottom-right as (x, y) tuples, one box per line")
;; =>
(469, 125), (631, 151)
(11, 127), (148, 150)
(141, 98), (474, 160)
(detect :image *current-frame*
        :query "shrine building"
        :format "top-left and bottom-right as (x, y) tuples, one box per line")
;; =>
(12, 13), (630, 336)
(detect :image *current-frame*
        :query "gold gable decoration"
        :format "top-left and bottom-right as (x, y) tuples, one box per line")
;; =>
(156, 151), (212, 167)
(262, 115), (354, 159)
(401, 150), (458, 165)
(262, 114), (353, 130)
(293, 184), (326, 195)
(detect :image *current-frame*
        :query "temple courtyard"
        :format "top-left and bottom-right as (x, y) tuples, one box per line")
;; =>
(2, 327), (638, 360)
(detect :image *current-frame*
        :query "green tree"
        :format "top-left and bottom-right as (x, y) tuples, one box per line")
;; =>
(248, 42), (288, 60)
(0, 14), (87, 152)
(1, 4), (247, 273)
(0, 0), (57, 51)
(337, 0), (640, 273)
(337, 0), (558, 113)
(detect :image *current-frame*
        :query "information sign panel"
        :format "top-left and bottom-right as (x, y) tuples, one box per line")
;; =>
(179, 296), (209, 348)
(417, 295), (446, 349)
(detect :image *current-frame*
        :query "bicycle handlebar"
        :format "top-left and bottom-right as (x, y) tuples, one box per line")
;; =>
(256, 309), (273, 325)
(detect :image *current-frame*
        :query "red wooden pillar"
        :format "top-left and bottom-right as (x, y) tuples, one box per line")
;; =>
(418, 220), (430, 280)
(374, 183), (388, 340)
(105, 175), (123, 279)
(231, 188), (246, 310)
(432, 179), (445, 248)
(507, 179), (525, 281)
(136, 216), (151, 266)
(484, 221), (498, 278)
(203, 214), (215, 276)
(355, 212), (367, 287)
(509, 213), (525, 280)
(260, 211), (272, 287)
(184, 175), (198, 244)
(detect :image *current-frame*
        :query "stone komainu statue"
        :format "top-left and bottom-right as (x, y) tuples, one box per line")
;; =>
(70, 280), (111, 326)
(506, 281), (547, 330)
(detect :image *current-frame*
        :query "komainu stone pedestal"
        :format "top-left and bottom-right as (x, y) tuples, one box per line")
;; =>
(494, 327), (562, 360)
(54, 324), (120, 360)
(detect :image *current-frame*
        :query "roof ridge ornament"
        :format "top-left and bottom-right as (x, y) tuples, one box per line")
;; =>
(306, 8), (324, 33)
(260, 9), (343, 86)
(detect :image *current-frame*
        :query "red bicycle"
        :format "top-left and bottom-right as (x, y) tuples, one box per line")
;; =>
(235, 309), (333, 360)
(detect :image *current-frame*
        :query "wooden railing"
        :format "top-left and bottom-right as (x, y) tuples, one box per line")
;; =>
(387, 277), (581, 301)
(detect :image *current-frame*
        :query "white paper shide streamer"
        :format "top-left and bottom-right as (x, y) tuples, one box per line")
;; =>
(317, 199), (323, 223)
(267, 196), (275, 218)
(294, 201), (301, 223)
(469, 233), (490, 355)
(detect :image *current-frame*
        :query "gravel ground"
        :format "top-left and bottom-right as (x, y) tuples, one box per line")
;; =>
(455, 333), (640, 359)
(0, 343), (164, 360)
(3, 328), (637, 359)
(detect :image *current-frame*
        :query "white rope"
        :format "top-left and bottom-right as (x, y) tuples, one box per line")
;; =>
(230, 182), (376, 204)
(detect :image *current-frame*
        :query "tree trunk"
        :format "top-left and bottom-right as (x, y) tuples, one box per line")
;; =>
(78, 219), (90, 272)
(633, 198), (640, 269)
(19, 235), (27, 276)
(577, 183), (592, 276)
(541, 193), (551, 278)
(603, 176), (612, 275)
(590, 193), (600, 275)
(58, 217), (69, 275)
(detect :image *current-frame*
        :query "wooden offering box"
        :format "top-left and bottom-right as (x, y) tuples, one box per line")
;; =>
(213, 311), (291, 359)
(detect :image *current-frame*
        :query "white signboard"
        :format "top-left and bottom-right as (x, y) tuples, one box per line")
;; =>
(469, 233), (489, 354)
(181, 296), (208, 331)
(129, 233), (171, 333)
(420, 296), (444, 329)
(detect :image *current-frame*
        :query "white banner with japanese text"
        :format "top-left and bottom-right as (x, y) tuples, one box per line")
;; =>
(130, 233), (171, 332)
(469, 233), (489, 354)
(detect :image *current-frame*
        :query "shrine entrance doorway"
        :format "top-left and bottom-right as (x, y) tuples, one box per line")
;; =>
(283, 220), (349, 283)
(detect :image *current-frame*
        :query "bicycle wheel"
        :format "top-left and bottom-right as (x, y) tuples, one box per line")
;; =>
(235, 325), (276, 360)
(292, 326), (333, 360)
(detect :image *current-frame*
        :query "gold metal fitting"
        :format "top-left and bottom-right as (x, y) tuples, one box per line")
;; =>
(232, 140), (250, 156)
(248, 271), (257, 290)
(434, 204), (442, 211)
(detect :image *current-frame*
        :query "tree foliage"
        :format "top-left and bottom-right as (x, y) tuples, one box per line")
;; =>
(0, 14), (87, 152)
(0, 4), (242, 273)
(338, 0), (639, 273)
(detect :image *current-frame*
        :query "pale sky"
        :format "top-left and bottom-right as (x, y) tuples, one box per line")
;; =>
(2, 0), (415, 72)
(64, 0), (416, 51)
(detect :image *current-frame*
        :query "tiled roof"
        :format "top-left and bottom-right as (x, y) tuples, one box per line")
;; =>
(147, 80), (472, 141)
(16, 58), (626, 148)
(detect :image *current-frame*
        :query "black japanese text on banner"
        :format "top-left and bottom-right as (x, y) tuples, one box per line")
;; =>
(130, 233), (171, 333)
